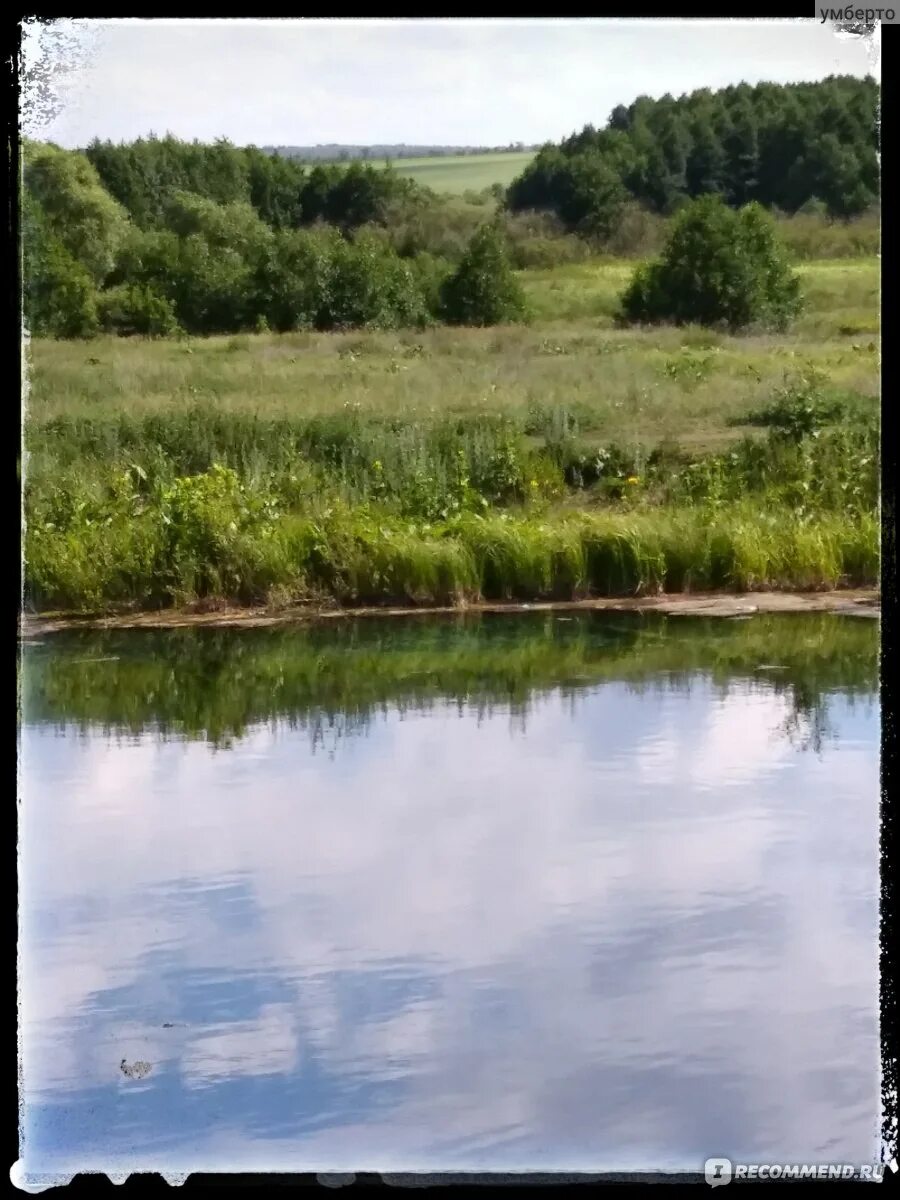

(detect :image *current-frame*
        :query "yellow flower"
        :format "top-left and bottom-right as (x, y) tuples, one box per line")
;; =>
(626, 475), (640, 485)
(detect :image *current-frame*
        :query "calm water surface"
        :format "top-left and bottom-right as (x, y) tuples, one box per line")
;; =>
(19, 612), (880, 1178)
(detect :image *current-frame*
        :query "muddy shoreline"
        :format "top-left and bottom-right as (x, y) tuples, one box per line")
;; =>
(19, 589), (880, 637)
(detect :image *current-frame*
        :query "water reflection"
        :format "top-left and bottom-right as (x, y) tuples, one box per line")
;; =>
(18, 613), (880, 1177)
(22, 611), (878, 753)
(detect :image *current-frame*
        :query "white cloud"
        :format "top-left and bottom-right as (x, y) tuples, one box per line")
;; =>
(181, 1005), (300, 1087)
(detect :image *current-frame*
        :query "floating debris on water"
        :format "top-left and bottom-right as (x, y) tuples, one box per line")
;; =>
(120, 1059), (152, 1079)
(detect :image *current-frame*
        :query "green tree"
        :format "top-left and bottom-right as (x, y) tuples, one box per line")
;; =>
(506, 147), (626, 237)
(319, 230), (429, 331)
(252, 227), (337, 332)
(557, 154), (627, 240)
(24, 143), (131, 283)
(440, 224), (528, 326)
(506, 76), (877, 222)
(722, 99), (760, 206)
(245, 146), (305, 228)
(789, 135), (876, 217)
(619, 195), (801, 331)
(506, 146), (567, 213)
(21, 188), (98, 337)
(111, 194), (271, 333)
(686, 113), (728, 197)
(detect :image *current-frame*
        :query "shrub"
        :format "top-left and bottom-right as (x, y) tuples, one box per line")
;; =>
(602, 201), (669, 258)
(773, 207), (880, 261)
(378, 192), (487, 261)
(318, 231), (429, 331)
(440, 224), (529, 326)
(742, 372), (848, 441)
(23, 236), (99, 339)
(501, 211), (589, 269)
(619, 196), (803, 331)
(97, 284), (181, 337)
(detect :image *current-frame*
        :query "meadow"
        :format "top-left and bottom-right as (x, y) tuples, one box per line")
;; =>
(26, 259), (878, 446)
(23, 257), (880, 614)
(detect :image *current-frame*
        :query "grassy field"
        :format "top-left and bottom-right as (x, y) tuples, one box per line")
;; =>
(22, 255), (880, 613)
(373, 151), (536, 193)
(26, 259), (879, 452)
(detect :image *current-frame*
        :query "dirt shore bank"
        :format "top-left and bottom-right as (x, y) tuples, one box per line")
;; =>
(19, 589), (880, 637)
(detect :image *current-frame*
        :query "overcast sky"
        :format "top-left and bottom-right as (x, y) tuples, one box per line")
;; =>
(20, 18), (878, 149)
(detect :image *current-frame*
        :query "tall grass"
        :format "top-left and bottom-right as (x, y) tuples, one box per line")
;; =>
(22, 254), (879, 614)
(25, 258), (879, 448)
(25, 389), (878, 519)
(25, 490), (878, 613)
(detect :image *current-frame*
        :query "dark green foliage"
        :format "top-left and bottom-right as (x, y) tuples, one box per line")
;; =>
(320, 231), (430, 330)
(251, 227), (337, 332)
(244, 145), (305, 228)
(507, 75), (878, 225)
(84, 134), (263, 227)
(619, 197), (802, 331)
(96, 284), (180, 337)
(440, 224), (529, 326)
(507, 146), (627, 237)
(298, 161), (417, 230)
(24, 236), (99, 339)
(24, 142), (131, 284)
(27, 137), (522, 338)
(22, 190), (99, 337)
(23, 142), (449, 338)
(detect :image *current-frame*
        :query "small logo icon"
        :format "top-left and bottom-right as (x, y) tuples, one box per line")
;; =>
(705, 1157), (733, 1188)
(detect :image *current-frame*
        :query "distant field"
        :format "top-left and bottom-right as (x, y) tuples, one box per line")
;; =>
(376, 151), (536, 193)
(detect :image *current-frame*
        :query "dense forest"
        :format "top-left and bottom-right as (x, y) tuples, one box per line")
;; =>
(21, 75), (878, 340)
(508, 75), (879, 230)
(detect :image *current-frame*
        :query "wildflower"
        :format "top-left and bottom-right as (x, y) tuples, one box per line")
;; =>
(626, 475), (640, 485)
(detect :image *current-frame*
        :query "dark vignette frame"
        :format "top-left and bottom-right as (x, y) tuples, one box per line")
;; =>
(6, 7), (895, 1194)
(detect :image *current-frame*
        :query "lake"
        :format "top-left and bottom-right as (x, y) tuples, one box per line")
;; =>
(17, 611), (881, 1181)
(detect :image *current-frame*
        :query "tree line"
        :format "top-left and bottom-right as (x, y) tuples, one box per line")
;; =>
(507, 74), (879, 234)
(22, 140), (527, 338)
(21, 75), (878, 339)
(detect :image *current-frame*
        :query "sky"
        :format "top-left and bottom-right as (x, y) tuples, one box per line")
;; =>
(20, 18), (879, 150)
